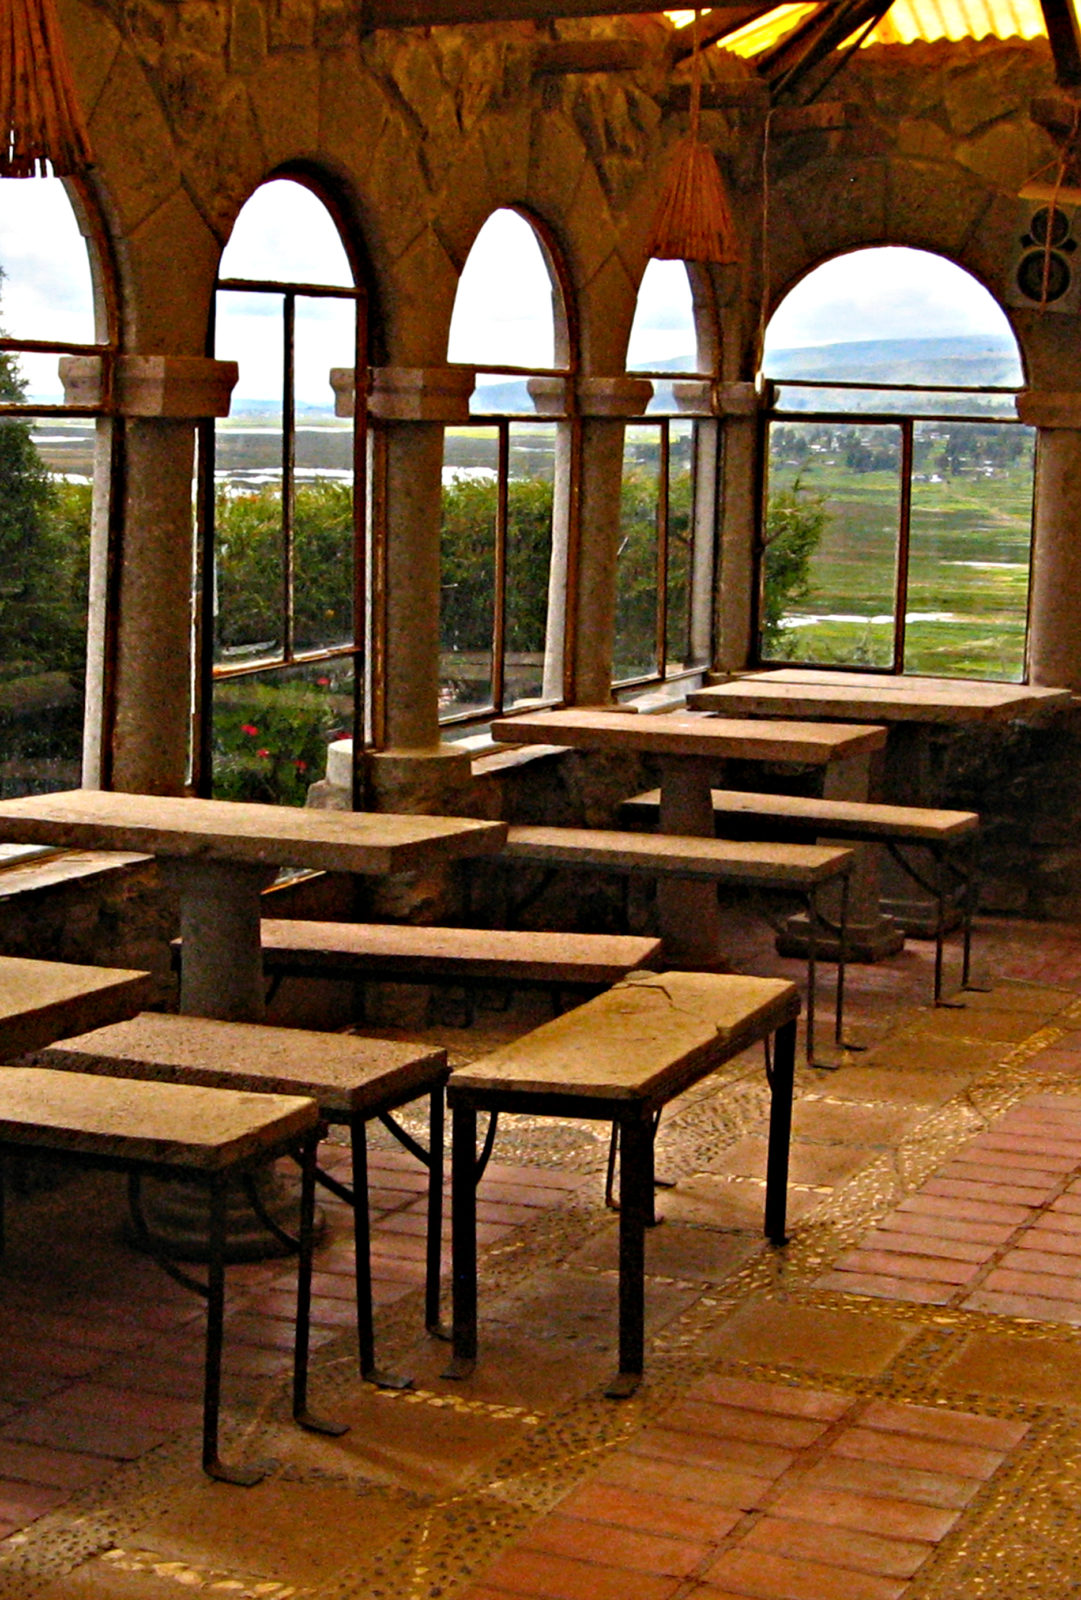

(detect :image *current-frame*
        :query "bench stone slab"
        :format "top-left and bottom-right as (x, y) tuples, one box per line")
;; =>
(259, 920), (662, 986)
(503, 826), (853, 887)
(621, 789), (979, 842)
(0, 1064), (317, 1170)
(41, 1013), (447, 1118)
(451, 969), (799, 1103)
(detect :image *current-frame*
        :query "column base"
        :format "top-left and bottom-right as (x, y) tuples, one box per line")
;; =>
(128, 1168), (325, 1263)
(776, 911), (905, 964)
(880, 895), (962, 940)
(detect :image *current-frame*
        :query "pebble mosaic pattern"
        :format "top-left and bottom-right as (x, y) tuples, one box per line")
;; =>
(3, 917), (1081, 1598)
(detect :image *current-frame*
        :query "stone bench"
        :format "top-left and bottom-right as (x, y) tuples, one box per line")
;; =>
(174, 922), (663, 1026)
(620, 789), (980, 1002)
(39, 1013), (449, 1389)
(500, 824), (854, 1064)
(446, 969), (801, 1397)
(0, 1064), (328, 1484)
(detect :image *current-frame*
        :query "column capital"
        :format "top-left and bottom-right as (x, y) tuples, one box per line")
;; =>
(59, 355), (238, 418)
(1016, 390), (1081, 428)
(526, 374), (654, 417)
(331, 365), (476, 422)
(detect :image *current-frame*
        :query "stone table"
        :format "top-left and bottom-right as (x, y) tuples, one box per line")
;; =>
(0, 791), (507, 1023)
(687, 671), (1074, 934)
(489, 708), (887, 965)
(0, 955), (153, 1059)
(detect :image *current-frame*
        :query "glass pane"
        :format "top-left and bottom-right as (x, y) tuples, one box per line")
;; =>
(665, 420), (694, 668)
(293, 296), (356, 652)
(470, 374), (536, 416)
(448, 209), (557, 369)
(614, 424), (661, 681)
(0, 413), (89, 796)
(904, 421), (1034, 680)
(220, 178), (353, 287)
(627, 259), (697, 373)
(761, 420), (901, 668)
(505, 421), (556, 708)
(211, 659), (352, 806)
(213, 292), (284, 664)
(762, 247), (1024, 388)
(774, 385), (1017, 418)
(440, 429), (498, 717)
(0, 178), (95, 359)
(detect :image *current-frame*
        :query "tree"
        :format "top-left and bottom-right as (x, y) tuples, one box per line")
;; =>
(759, 481), (827, 653)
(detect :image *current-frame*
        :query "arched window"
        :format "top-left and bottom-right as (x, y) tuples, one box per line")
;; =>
(757, 246), (1031, 681)
(441, 207), (571, 721)
(0, 176), (112, 803)
(616, 258), (715, 687)
(195, 176), (366, 803)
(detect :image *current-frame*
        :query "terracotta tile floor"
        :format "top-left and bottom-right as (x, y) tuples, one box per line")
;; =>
(3, 916), (1081, 1596)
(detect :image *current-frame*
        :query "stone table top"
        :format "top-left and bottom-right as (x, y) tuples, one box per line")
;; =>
(687, 671), (1074, 726)
(0, 1064), (318, 1170)
(43, 1012), (448, 1118)
(0, 956), (153, 1061)
(490, 707), (887, 764)
(0, 790), (507, 875)
(450, 969), (800, 1103)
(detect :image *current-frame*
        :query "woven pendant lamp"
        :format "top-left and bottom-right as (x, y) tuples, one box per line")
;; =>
(646, 9), (738, 264)
(0, 0), (92, 176)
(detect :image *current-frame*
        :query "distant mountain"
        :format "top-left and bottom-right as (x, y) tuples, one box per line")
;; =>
(763, 334), (1021, 389)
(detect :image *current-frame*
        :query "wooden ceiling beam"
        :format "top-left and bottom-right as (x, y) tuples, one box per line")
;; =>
(1039, 0), (1081, 86)
(360, 0), (751, 26)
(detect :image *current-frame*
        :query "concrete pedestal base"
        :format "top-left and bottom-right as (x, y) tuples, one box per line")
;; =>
(129, 1167), (325, 1262)
(777, 910), (905, 964)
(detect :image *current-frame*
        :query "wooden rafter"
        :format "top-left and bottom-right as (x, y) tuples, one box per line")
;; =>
(1039, 0), (1081, 86)
(759, 0), (895, 99)
(667, 4), (780, 63)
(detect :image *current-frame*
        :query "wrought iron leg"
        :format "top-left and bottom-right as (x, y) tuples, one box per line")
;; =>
(203, 1176), (263, 1486)
(835, 871), (849, 1048)
(425, 1085), (445, 1335)
(608, 1110), (651, 1398)
(764, 1018), (797, 1247)
(806, 886), (818, 1066)
(351, 1118), (411, 1389)
(445, 1101), (478, 1380)
(933, 857), (946, 1005)
(294, 1131), (348, 1435)
(962, 838), (978, 991)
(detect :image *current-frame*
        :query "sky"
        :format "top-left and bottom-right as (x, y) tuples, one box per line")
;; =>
(1, 176), (1020, 407)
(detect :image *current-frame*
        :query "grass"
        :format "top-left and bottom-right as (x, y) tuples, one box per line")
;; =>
(765, 450), (1034, 679)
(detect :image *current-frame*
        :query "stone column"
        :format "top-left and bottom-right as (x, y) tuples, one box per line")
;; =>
(568, 376), (653, 704)
(61, 355), (238, 795)
(1018, 390), (1081, 690)
(331, 364), (477, 813)
(712, 381), (764, 675)
(673, 381), (721, 666)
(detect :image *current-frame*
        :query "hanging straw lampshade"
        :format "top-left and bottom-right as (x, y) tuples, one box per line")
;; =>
(646, 9), (738, 265)
(0, 0), (92, 176)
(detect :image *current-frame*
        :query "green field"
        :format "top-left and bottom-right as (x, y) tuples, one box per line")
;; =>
(763, 420), (1034, 680)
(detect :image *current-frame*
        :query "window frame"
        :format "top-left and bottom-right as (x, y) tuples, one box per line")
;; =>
(754, 376), (1036, 679)
(192, 270), (368, 802)
(0, 176), (120, 798)
(611, 382), (719, 695)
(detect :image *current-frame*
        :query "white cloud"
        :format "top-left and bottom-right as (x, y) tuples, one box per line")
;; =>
(448, 209), (556, 369)
(764, 247), (1016, 353)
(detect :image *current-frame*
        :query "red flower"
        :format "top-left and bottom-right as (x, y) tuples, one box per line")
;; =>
(241, 723), (259, 736)
(257, 748), (270, 759)
(294, 759), (308, 772)
(316, 677), (330, 687)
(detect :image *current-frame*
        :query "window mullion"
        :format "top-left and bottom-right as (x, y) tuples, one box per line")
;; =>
(893, 418), (913, 674)
(282, 291), (296, 663)
(491, 420), (509, 714)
